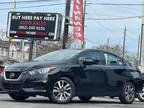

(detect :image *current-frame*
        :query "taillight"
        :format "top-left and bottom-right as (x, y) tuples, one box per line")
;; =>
(0, 66), (5, 74)
(137, 69), (141, 74)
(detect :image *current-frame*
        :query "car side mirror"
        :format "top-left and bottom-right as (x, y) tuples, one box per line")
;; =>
(79, 57), (95, 66)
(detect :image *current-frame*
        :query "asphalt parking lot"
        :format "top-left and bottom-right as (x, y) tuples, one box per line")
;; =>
(0, 94), (143, 108)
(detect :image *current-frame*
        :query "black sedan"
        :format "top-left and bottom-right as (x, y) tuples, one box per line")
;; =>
(0, 49), (143, 104)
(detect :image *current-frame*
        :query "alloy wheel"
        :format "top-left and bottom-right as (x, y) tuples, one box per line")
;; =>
(52, 79), (72, 102)
(119, 82), (135, 104)
(124, 84), (135, 102)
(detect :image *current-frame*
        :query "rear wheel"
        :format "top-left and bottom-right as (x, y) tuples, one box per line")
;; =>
(9, 93), (29, 101)
(50, 77), (75, 104)
(78, 96), (92, 102)
(119, 82), (135, 104)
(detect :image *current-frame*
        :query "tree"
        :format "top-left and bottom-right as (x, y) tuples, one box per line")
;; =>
(35, 32), (76, 57)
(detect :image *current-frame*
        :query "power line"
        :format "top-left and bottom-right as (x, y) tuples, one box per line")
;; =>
(85, 3), (142, 21)
(87, 3), (144, 6)
(0, 0), (59, 5)
(94, 21), (114, 32)
(64, 14), (142, 21)
(0, 3), (65, 11)
(86, 16), (142, 20)
(1, 1), (143, 6)
(85, 38), (97, 45)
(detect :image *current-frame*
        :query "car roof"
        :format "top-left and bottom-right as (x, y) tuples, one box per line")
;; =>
(63, 49), (123, 59)
(65, 49), (118, 55)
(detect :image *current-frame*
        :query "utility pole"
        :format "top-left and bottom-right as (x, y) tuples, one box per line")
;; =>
(63, 0), (71, 49)
(139, 0), (144, 66)
(122, 26), (126, 58)
(106, 38), (110, 51)
(81, 0), (87, 49)
(137, 35), (141, 65)
(8, 0), (16, 59)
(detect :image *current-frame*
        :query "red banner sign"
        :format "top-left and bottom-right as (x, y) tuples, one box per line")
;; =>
(72, 0), (84, 41)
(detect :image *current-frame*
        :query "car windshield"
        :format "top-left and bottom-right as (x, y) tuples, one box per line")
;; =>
(34, 49), (81, 61)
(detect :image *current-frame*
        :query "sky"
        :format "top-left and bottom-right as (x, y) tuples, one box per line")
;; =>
(0, 0), (143, 53)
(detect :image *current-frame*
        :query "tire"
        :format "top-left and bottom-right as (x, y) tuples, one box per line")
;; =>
(78, 96), (92, 102)
(9, 93), (29, 101)
(137, 87), (144, 102)
(119, 82), (135, 104)
(50, 77), (75, 104)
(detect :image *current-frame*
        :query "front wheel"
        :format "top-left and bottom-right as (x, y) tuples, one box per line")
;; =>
(137, 87), (144, 102)
(50, 77), (75, 104)
(9, 93), (29, 101)
(119, 82), (135, 104)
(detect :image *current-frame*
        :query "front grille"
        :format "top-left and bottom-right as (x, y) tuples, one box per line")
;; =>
(5, 72), (22, 79)
(3, 83), (21, 90)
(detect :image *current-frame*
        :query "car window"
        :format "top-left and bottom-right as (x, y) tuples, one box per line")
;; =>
(104, 53), (124, 66)
(80, 51), (102, 65)
(34, 49), (82, 61)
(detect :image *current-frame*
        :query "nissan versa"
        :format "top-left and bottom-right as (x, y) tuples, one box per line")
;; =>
(0, 49), (143, 104)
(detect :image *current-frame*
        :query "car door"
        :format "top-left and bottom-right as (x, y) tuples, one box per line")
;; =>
(78, 51), (108, 96)
(103, 53), (126, 95)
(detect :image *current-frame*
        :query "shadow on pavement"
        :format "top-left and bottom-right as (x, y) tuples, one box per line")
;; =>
(0, 99), (120, 104)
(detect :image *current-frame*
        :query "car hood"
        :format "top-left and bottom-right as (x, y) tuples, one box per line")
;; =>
(5, 60), (69, 72)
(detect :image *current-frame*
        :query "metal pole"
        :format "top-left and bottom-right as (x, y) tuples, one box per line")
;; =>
(137, 35), (141, 65)
(122, 26), (126, 58)
(34, 40), (37, 58)
(62, 0), (71, 49)
(106, 38), (109, 51)
(81, 0), (87, 49)
(29, 40), (34, 61)
(21, 40), (24, 62)
(14, 0), (16, 11)
(140, 25), (143, 65)
(139, 0), (144, 66)
(8, 0), (16, 59)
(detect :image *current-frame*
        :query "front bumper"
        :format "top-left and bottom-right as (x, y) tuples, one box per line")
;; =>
(2, 80), (48, 93)
(0, 72), (51, 94)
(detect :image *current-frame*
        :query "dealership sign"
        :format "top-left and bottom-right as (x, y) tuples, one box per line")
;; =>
(72, 0), (84, 41)
(7, 12), (62, 40)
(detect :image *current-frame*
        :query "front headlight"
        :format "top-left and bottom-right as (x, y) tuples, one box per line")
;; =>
(29, 67), (55, 75)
